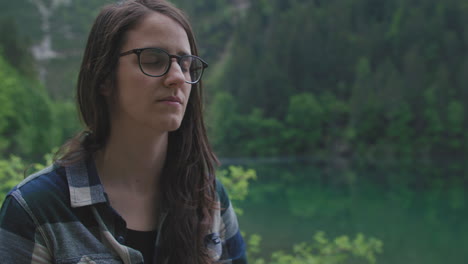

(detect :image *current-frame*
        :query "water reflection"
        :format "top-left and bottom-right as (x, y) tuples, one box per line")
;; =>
(222, 157), (468, 264)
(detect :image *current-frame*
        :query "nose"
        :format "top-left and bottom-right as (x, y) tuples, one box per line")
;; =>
(163, 59), (186, 87)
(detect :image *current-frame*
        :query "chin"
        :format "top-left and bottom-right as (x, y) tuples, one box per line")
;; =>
(167, 125), (182, 132)
(160, 118), (183, 132)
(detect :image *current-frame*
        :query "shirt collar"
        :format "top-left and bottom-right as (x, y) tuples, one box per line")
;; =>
(66, 158), (107, 207)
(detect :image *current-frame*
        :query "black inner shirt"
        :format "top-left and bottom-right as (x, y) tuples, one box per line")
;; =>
(125, 228), (158, 263)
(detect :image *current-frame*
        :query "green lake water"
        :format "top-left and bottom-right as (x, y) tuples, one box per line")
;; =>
(226, 158), (468, 264)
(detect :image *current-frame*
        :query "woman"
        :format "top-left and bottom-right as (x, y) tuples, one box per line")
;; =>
(0, 0), (246, 263)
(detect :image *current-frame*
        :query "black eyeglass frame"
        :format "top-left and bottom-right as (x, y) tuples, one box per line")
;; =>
(119, 47), (208, 84)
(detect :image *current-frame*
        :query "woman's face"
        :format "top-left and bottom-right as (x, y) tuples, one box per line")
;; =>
(106, 12), (192, 134)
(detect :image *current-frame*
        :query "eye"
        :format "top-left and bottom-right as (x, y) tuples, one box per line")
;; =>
(139, 49), (169, 76)
(140, 49), (168, 67)
(141, 54), (163, 65)
(179, 57), (193, 73)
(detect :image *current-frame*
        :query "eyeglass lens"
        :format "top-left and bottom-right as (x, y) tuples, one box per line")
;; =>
(139, 48), (204, 83)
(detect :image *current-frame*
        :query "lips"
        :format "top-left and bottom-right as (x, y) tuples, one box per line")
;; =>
(157, 96), (182, 104)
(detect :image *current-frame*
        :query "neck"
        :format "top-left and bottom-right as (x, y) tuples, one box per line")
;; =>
(94, 125), (168, 195)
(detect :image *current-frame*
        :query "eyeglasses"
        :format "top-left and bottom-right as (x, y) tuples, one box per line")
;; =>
(119, 47), (208, 84)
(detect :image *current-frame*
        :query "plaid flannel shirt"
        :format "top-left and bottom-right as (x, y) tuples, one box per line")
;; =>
(0, 158), (247, 263)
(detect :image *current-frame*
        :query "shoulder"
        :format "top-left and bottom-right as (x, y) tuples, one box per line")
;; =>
(10, 164), (69, 207)
(2, 164), (71, 226)
(0, 165), (69, 259)
(215, 178), (231, 212)
(16, 164), (67, 190)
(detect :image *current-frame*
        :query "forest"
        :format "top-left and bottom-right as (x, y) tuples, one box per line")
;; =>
(0, 0), (467, 263)
(0, 0), (467, 163)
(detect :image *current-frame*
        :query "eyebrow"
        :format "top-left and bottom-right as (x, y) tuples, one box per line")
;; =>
(176, 50), (191, 56)
(146, 46), (191, 56)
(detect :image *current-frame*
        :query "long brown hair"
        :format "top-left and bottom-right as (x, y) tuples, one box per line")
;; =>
(57, 0), (219, 263)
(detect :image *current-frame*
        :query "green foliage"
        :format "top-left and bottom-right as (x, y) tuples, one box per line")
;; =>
(0, 156), (27, 205)
(284, 93), (324, 154)
(246, 233), (262, 256)
(446, 100), (464, 150)
(251, 232), (383, 264)
(0, 18), (36, 78)
(241, 109), (285, 156)
(3, 0), (467, 160)
(208, 91), (241, 155)
(0, 55), (52, 160)
(217, 165), (257, 215)
(209, 91), (286, 157)
(206, 0), (468, 160)
(0, 54), (79, 162)
(0, 153), (54, 205)
(50, 101), (81, 145)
